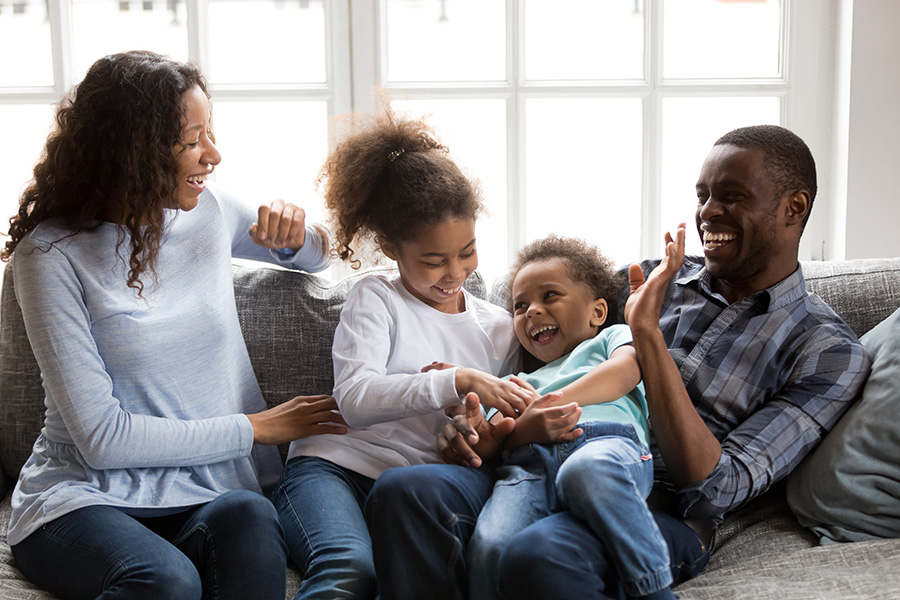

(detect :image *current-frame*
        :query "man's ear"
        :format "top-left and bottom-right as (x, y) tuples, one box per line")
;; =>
(591, 298), (608, 328)
(784, 190), (811, 226)
(379, 237), (400, 261)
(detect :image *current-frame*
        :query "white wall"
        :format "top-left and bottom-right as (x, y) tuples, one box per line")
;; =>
(832, 0), (900, 259)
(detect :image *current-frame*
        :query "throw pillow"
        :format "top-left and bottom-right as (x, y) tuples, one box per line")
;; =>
(786, 304), (900, 543)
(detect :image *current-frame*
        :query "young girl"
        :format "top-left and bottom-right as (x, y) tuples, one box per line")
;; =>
(273, 106), (527, 599)
(467, 235), (674, 600)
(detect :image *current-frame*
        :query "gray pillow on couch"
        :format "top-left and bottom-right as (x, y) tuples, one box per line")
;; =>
(787, 304), (900, 543)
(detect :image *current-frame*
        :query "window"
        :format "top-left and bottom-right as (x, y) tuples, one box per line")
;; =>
(367, 0), (793, 283)
(0, 0), (350, 289)
(0, 0), (832, 291)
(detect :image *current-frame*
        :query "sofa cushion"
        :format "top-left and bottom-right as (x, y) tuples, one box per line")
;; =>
(786, 303), (900, 543)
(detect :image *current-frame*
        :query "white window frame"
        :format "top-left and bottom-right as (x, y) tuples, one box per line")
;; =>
(0, 0), (843, 269)
(348, 0), (837, 264)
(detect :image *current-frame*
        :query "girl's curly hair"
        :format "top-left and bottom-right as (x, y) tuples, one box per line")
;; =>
(318, 101), (483, 267)
(2, 50), (209, 294)
(511, 234), (623, 314)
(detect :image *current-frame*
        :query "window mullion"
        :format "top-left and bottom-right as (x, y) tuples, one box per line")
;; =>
(186, 0), (208, 70)
(642, 0), (662, 260)
(49, 0), (74, 94)
(509, 0), (524, 263)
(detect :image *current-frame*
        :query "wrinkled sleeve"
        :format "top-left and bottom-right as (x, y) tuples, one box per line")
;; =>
(677, 337), (871, 519)
(13, 244), (254, 471)
(331, 279), (460, 428)
(213, 184), (331, 273)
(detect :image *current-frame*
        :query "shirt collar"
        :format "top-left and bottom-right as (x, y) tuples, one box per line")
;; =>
(676, 257), (807, 312)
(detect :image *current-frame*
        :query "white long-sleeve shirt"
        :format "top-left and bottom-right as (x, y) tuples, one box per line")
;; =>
(8, 184), (329, 546)
(287, 273), (520, 479)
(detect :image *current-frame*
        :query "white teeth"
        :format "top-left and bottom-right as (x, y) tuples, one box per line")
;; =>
(703, 231), (737, 242)
(187, 175), (206, 183)
(437, 285), (461, 295)
(703, 231), (737, 249)
(530, 325), (557, 340)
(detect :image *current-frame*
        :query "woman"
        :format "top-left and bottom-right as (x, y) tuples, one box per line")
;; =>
(2, 50), (347, 600)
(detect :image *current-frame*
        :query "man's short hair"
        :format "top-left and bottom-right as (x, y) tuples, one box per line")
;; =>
(715, 125), (817, 220)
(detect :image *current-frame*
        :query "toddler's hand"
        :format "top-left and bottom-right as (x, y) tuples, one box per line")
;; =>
(506, 392), (582, 448)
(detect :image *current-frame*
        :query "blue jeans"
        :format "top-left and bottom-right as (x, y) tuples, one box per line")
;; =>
(272, 456), (376, 600)
(366, 463), (495, 600)
(498, 509), (710, 600)
(470, 422), (673, 599)
(11, 489), (287, 600)
(365, 461), (710, 600)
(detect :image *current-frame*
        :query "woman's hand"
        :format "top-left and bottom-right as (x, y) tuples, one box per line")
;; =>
(505, 392), (582, 449)
(247, 394), (348, 445)
(249, 200), (309, 251)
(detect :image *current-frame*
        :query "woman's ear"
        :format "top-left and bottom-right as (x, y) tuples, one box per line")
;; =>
(590, 298), (608, 328)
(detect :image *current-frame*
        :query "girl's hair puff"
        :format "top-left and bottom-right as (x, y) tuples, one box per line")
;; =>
(511, 234), (623, 314)
(319, 102), (483, 267)
(2, 50), (209, 295)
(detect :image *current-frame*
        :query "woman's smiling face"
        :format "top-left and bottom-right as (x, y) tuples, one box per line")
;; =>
(171, 85), (221, 211)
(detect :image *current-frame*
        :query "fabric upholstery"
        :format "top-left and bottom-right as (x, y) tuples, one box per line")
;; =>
(786, 304), (900, 543)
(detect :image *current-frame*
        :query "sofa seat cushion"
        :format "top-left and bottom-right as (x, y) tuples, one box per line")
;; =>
(674, 489), (900, 599)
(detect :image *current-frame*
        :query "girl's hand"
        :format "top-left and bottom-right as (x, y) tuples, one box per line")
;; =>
(508, 375), (539, 406)
(455, 368), (536, 418)
(247, 394), (348, 445)
(437, 392), (515, 468)
(506, 392), (582, 449)
(250, 200), (309, 250)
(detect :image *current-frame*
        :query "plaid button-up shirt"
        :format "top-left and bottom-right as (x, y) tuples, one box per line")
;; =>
(621, 256), (871, 522)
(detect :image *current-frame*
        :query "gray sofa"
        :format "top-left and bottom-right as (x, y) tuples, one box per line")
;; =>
(2, 257), (900, 599)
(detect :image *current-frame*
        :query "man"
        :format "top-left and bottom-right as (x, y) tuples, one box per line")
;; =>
(365, 125), (871, 600)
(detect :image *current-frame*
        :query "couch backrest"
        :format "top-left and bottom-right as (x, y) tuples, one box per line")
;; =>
(800, 257), (900, 338)
(1, 257), (897, 489)
(0, 261), (488, 487)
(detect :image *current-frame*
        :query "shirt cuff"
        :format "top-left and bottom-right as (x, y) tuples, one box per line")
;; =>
(268, 226), (329, 272)
(677, 452), (732, 520)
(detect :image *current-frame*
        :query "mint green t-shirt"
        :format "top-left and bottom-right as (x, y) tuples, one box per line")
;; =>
(510, 324), (649, 447)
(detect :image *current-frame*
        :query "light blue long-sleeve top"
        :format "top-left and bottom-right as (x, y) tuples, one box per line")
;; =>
(7, 184), (329, 546)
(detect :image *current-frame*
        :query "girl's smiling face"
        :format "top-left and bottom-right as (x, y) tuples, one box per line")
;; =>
(381, 217), (478, 314)
(511, 257), (607, 363)
(171, 85), (221, 211)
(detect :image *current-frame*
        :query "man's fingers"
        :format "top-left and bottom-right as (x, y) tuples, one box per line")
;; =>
(628, 263), (646, 294)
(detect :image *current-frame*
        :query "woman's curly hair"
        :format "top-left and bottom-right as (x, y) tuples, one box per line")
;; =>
(318, 101), (483, 267)
(511, 234), (623, 314)
(2, 50), (209, 294)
